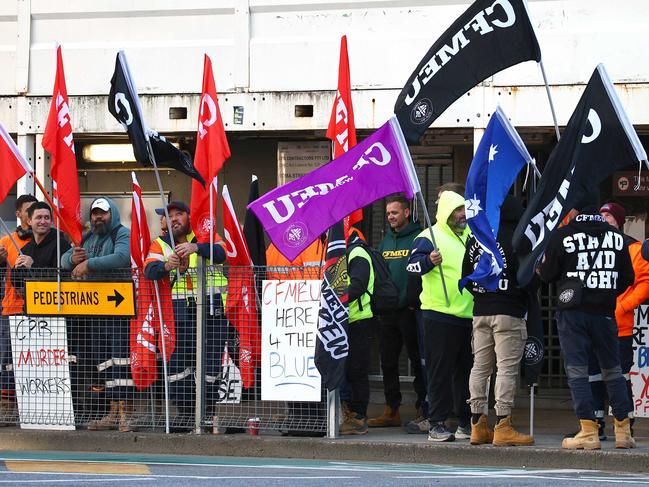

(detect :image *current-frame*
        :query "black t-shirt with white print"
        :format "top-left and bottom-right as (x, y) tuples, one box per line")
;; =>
(538, 213), (635, 316)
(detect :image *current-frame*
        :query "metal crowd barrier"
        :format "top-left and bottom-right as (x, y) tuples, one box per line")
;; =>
(0, 264), (327, 436)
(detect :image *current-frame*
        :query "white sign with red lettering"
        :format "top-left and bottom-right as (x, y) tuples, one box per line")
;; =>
(261, 280), (322, 401)
(9, 316), (75, 429)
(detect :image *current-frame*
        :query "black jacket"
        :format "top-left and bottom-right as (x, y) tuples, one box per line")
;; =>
(538, 213), (634, 316)
(12, 229), (71, 295)
(461, 195), (527, 318)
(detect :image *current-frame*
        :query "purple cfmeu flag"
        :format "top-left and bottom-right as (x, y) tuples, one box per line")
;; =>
(248, 116), (420, 261)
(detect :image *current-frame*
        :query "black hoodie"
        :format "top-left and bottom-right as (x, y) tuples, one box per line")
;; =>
(461, 195), (527, 318)
(538, 212), (634, 316)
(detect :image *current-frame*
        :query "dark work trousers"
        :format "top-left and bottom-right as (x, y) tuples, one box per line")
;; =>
(424, 318), (472, 426)
(0, 316), (14, 392)
(170, 295), (229, 415)
(204, 294), (233, 406)
(345, 318), (374, 418)
(414, 311), (429, 418)
(378, 307), (426, 410)
(619, 335), (635, 417)
(556, 310), (632, 421)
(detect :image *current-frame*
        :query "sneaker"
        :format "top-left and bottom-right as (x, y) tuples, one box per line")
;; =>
(405, 417), (431, 434)
(428, 422), (455, 442)
(454, 423), (471, 440)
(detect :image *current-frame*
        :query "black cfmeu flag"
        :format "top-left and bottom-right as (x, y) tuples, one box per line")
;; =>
(513, 64), (648, 287)
(315, 220), (349, 391)
(394, 0), (541, 144)
(108, 51), (205, 185)
(522, 288), (544, 386)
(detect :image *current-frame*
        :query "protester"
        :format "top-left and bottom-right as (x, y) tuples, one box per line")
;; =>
(0, 194), (36, 424)
(538, 206), (635, 449)
(61, 197), (132, 432)
(12, 201), (71, 290)
(407, 190), (473, 442)
(340, 231), (376, 435)
(144, 200), (229, 429)
(462, 195), (533, 446)
(368, 194), (426, 429)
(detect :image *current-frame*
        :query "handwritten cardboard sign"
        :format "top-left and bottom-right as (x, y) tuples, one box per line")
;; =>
(631, 304), (649, 417)
(9, 316), (75, 429)
(261, 280), (321, 401)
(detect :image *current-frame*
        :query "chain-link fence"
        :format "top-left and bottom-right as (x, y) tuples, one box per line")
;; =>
(0, 264), (327, 436)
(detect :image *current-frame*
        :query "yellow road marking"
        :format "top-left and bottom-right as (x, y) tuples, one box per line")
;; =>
(4, 460), (150, 474)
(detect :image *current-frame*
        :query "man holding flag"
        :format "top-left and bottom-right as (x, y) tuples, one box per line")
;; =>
(459, 106), (535, 446)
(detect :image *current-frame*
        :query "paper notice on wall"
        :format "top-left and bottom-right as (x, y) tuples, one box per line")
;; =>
(261, 280), (321, 401)
(9, 316), (75, 430)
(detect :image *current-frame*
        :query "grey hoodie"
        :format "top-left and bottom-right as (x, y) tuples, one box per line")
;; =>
(61, 197), (131, 272)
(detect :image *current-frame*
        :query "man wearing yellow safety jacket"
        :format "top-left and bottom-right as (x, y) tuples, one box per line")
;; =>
(144, 201), (229, 428)
(340, 231), (376, 436)
(407, 190), (473, 443)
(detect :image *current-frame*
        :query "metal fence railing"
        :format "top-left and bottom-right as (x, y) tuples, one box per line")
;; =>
(0, 262), (568, 434)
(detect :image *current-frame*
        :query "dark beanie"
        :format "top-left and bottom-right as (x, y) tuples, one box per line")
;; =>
(599, 202), (626, 229)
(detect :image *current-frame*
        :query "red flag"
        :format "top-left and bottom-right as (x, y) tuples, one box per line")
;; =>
(130, 172), (151, 269)
(0, 123), (30, 204)
(326, 35), (362, 232)
(129, 172), (175, 390)
(42, 45), (82, 246)
(222, 184), (260, 389)
(191, 54), (231, 242)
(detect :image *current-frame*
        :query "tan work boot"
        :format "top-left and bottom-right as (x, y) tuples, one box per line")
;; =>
(614, 417), (636, 449)
(118, 400), (135, 433)
(562, 419), (600, 450)
(88, 401), (119, 431)
(367, 405), (401, 427)
(340, 414), (368, 435)
(470, 414), (494, 445)
(340, 401), (352, 424)
(493, 416), (534, 446)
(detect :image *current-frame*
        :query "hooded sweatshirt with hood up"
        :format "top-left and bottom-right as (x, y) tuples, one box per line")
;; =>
(61, 197), (130, 272)
(462, 194), (527, 318)
(538, 211), (634, 316)
(407, 190), (473, 322)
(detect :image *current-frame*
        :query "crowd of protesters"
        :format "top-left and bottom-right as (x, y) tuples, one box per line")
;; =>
(0, 184), (647, 449)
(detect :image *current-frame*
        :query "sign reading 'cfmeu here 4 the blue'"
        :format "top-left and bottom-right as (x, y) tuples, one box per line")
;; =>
(25, 281), (135, 317)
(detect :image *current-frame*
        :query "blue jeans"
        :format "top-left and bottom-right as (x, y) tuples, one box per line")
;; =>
(556, 310), (631, 421)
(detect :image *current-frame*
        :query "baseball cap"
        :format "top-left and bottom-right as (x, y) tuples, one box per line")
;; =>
(90, 198), (111, 212)
(155, 201), (190, 215)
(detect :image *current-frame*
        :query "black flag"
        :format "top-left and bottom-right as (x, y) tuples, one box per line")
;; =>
(108, 51), (205, 185)
(314, 220), (349, 391)
(243, 175), (266, 267)
(513, 64), (648, 287)
(394, 0), (541, 144)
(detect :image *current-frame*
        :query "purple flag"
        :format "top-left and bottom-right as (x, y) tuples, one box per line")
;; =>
(248, 116), (420, 261)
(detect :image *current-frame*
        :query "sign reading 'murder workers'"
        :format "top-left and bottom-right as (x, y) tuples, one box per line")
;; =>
(25, 281), (135, 317)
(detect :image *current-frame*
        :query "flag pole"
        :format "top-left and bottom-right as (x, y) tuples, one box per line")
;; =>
(153, 279), (171, 434)
(538, 60), (561, 141)
(56, 203), (61, 313)
(390, 116), (450, 306)
(0, 217), (22, 255)
(209, 177), (214, 316)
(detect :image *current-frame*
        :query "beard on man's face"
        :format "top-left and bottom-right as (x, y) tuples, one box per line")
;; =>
(172, 221), (190, 239)
(91, 220), (109, 235)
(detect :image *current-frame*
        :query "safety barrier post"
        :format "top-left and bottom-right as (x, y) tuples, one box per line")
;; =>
(326, 388), (339, 438)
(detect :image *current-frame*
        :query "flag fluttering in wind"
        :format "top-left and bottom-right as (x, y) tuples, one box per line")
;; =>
(129, 171), (175, 390)
(248, 116), (420, 262)
(513, 63), (649, 287)
(42, 45), (82, 246)
(459, 106), (533, 291)
(0, 123), (31, 204)
(326, 35), (362, 234)
(394, 0), (542, 144)
(191, 54), (231, 242)
(108, 50), (205, 185)
(222, 184), (260, 389)
(314, 220), (349, 391)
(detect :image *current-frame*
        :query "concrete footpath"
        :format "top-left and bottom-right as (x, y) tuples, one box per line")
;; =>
(0, 408), (648, 474)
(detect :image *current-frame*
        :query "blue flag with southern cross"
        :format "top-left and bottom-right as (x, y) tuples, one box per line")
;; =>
(459, 106), (533, 291)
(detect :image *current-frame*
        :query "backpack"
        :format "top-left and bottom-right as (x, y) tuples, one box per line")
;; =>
(348, 240), (399, 316)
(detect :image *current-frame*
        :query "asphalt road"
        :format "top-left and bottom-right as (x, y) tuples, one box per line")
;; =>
(1, 452), (649, 486)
